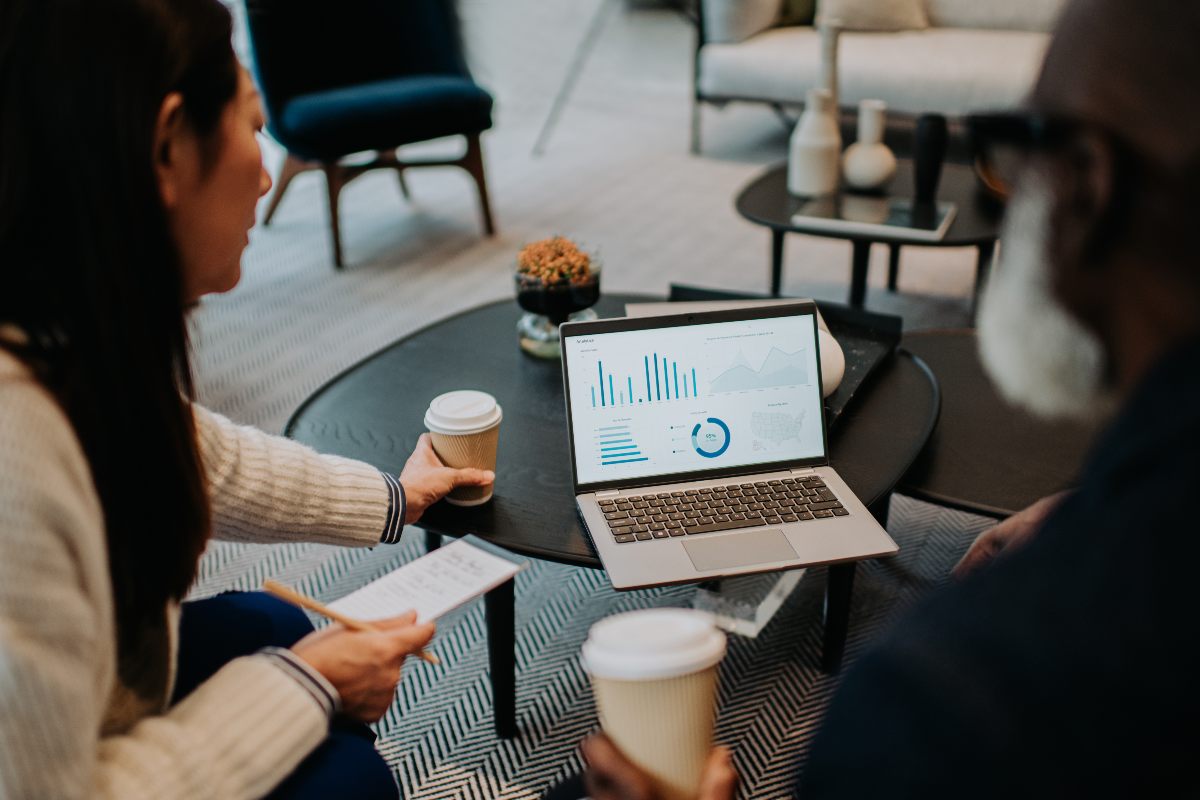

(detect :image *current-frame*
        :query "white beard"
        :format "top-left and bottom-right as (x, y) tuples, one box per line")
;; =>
(977, 173), (1117, 421)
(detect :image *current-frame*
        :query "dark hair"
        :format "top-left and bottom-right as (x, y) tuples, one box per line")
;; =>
(0, 0), (237, 684)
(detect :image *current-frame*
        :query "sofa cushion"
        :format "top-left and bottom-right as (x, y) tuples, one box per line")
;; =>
(924, 0), (1066, 33)
(698, 27), (1050, 116)
(818, 0), (927, 31)
(277, 75), (493, 161)
(702, 0), (782, 44)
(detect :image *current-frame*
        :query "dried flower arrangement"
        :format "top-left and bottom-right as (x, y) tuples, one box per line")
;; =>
(516, 236), (595, 286)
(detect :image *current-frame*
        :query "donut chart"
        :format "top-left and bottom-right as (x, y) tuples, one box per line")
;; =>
(691, 417), (731, 458)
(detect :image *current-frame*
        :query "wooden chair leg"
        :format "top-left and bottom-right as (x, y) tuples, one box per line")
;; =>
(322, 163), (346, 269)
(462, 133), (496, 236)
(263, 153), (312, 225)
(386, 149), (412, 200)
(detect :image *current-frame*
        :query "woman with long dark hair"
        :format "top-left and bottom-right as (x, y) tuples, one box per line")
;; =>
(0, 1), (492, 797)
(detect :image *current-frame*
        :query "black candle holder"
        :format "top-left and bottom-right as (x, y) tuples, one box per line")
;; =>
(913, 113), (949, 206)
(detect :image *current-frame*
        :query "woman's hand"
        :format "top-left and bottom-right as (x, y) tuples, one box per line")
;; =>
(952, 491), (1071, 579)
(398, 433), (495, 524)
(290, 611), (434, 722)
(582, 733), (738, 800)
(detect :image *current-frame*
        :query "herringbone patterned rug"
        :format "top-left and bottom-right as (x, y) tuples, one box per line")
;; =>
(191, 496), (994, 798)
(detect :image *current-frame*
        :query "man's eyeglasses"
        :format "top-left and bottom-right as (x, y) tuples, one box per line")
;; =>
(966, 111), (1089, 199)
(967, 109), (1200, 203)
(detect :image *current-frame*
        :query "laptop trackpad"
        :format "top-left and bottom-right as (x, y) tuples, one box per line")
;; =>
(684, 529), (798, 572)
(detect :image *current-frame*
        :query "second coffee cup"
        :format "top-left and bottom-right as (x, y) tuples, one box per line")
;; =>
(423, 390), (502, 506)
(582, 608), (727, 800)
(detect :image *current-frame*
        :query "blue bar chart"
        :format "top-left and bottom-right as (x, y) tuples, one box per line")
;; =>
(596, 425), (648, 466)
(589, 356), (700, 406)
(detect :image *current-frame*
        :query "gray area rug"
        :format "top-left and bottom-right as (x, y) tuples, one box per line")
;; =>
(192, 1), (999, 796)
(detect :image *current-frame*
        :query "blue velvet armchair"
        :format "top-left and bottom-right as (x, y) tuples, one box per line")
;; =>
(244, 0), (495, 268)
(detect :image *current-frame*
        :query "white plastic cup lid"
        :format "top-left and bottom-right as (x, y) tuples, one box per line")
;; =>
(582, 609), (726, 681)
(424, 390), (503, 435)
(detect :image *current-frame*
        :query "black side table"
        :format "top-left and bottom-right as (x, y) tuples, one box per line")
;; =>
(735, 161), (1003, 307)
(286, 294), (939, 737)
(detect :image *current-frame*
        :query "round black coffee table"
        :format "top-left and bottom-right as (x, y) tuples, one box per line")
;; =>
(735, 161), (1003, 306)
(286, 294), (939, 736)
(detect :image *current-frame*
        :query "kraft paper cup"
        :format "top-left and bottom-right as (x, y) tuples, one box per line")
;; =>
(424, 390), (502, 506)
(582, 609), (727, 800)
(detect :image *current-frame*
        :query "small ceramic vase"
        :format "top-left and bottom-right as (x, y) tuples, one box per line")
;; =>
(817, 17), (842, 109)
(843, 99), (897, 191)
(788, 88), (842, 197)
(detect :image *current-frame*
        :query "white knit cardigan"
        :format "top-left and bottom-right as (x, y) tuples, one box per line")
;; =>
(0, 348), (395, 799)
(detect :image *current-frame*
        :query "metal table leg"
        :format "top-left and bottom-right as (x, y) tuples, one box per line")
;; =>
(822, 562), (856, 673)
(485, 578), (518, 738)
(887, 243), (902, 292)
(771, 229), (785, 297)
(820, 492), (890, 672)
(849, 240), (871, 308)
(424, 530), (442, 553)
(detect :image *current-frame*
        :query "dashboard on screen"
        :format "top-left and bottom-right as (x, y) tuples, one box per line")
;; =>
(563, 313), (825, 487)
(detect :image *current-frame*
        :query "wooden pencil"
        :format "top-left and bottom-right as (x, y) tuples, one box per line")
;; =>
(262, 579), (440, 665)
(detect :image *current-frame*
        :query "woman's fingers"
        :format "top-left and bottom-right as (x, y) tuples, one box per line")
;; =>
(449, 467), (495, 488)
(412, 433), (439, 464)
(361, 613), (436, 663)
(412, 434), (494, 487)
(373, 610), (419, 629)
(389, 622), (436, 656)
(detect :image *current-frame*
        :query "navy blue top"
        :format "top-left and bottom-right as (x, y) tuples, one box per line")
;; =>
(801, 335), (1200, 797)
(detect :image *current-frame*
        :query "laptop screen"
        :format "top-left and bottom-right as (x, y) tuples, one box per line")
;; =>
(562, 309), (826, 488)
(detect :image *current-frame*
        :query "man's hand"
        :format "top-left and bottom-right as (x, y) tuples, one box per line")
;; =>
(952, 491), (1070, 579)
(582, 733), (737, 800)
(398, 433), (495, 524)
(291, 611), (435, 722)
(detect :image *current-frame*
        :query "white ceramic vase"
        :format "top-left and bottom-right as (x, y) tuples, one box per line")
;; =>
(817, 18), (842, 108)
(788, 88), (842, 197)
(843, 99), (897, 191)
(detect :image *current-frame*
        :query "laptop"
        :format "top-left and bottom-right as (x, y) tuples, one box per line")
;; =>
(559, 301), (898, 590)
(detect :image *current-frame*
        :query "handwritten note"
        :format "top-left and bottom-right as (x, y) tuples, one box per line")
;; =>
(328, 537), (523, 623)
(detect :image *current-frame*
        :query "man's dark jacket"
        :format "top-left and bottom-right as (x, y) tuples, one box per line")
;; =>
(801, 336), (1200, 798)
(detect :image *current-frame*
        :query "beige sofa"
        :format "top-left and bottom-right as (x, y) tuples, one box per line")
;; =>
(693, 0), (1065, 152)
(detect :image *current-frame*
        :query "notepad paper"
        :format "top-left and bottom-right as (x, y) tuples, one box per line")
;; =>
(328, 536), (523, 623)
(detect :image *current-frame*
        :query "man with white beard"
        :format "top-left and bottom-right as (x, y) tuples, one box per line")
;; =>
(798, 0), (1200, 794)
(573, 0), (1200, 797)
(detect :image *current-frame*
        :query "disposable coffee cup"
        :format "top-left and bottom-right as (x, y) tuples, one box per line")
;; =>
(424, 390), (502, 506)
(582, 609), (727, 800)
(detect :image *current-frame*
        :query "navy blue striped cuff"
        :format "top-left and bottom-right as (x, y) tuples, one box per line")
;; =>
(380, 471), (405, 544)
(260, 647), (340, 719)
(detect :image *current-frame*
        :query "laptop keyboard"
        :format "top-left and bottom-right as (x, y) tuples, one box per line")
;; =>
(598, 477), (848, 543)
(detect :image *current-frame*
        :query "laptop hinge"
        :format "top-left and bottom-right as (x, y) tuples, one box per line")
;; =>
(789, 468), (818, 476)
(595, 489), (621, 498)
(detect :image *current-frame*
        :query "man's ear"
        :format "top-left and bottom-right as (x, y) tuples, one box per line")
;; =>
(153, 92), (187, 209)
(1045, 131), (1117, 321)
